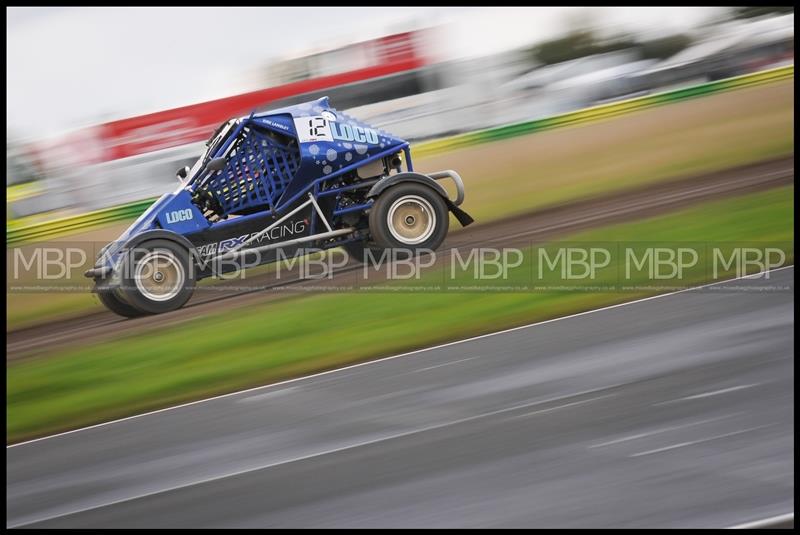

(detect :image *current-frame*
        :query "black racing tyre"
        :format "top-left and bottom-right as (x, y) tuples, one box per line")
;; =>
(120, 239), (196, 315)
(96, 287), (148, 318)
(368, 182), (449, 252)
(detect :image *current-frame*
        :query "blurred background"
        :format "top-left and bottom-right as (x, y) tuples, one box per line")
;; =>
(6, 6), (794, 222)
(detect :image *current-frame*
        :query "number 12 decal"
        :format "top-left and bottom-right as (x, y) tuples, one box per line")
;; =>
(308, 117), (327, 137)
(294, 116), (333, 143)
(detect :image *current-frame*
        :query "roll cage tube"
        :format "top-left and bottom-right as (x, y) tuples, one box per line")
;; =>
(204, 119), (238, 160)
(184, 116), (246, 187)
(181, 122), (234, 187)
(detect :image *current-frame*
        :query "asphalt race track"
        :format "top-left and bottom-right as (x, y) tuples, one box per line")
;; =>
(7, 267), (794, 528)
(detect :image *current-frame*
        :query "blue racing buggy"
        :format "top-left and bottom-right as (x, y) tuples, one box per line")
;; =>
(85, 97), (473, 317)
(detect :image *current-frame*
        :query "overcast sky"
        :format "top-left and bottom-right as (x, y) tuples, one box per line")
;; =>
(7, 7), (728, 140)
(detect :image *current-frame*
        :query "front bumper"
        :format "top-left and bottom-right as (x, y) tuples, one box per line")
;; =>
(84, 266), (112, 279)
(429, 169), (466, 207)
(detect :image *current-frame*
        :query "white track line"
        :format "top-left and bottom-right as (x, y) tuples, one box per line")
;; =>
(654, 384), (762, 406)
(7, 265), (793, 449)
(509, 394), (614, 420)
(728, 512), (794, 529)
(588, 413), (741, 449)
(413, 356), (479, 372)
(678, 384), (762, 401)
(629, 424), (774, 457)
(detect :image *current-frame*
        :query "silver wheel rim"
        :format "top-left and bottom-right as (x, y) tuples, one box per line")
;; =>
(134, 250), (184, 302)
(386, 195), (436, 245)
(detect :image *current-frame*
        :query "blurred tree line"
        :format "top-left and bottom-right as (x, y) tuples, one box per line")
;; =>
(528, 30), (694, 66)
(528, 6), (793, 67)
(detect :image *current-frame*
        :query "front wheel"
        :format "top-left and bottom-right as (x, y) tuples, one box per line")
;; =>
(368, 183), (449, 252)
(120, 239), (196, 315)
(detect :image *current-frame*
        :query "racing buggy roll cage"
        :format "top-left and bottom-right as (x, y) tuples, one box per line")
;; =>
(186, 112), (468, 238)
(85, 96), (473, 316)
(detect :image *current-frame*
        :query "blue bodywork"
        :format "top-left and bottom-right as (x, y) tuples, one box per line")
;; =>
(91, 97), (415, 279)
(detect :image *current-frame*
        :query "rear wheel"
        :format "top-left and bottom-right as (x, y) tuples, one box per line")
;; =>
(120, 239), (196, 315)
(368, 183), (449, 252)
(96, 288), (148, 318)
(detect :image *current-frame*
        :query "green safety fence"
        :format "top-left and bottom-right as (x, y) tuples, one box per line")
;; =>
(7, 198), (156, 245)
(6, 64), (793, 246)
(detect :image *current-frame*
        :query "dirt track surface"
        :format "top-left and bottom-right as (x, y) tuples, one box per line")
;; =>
(6, 156), (793, 361)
